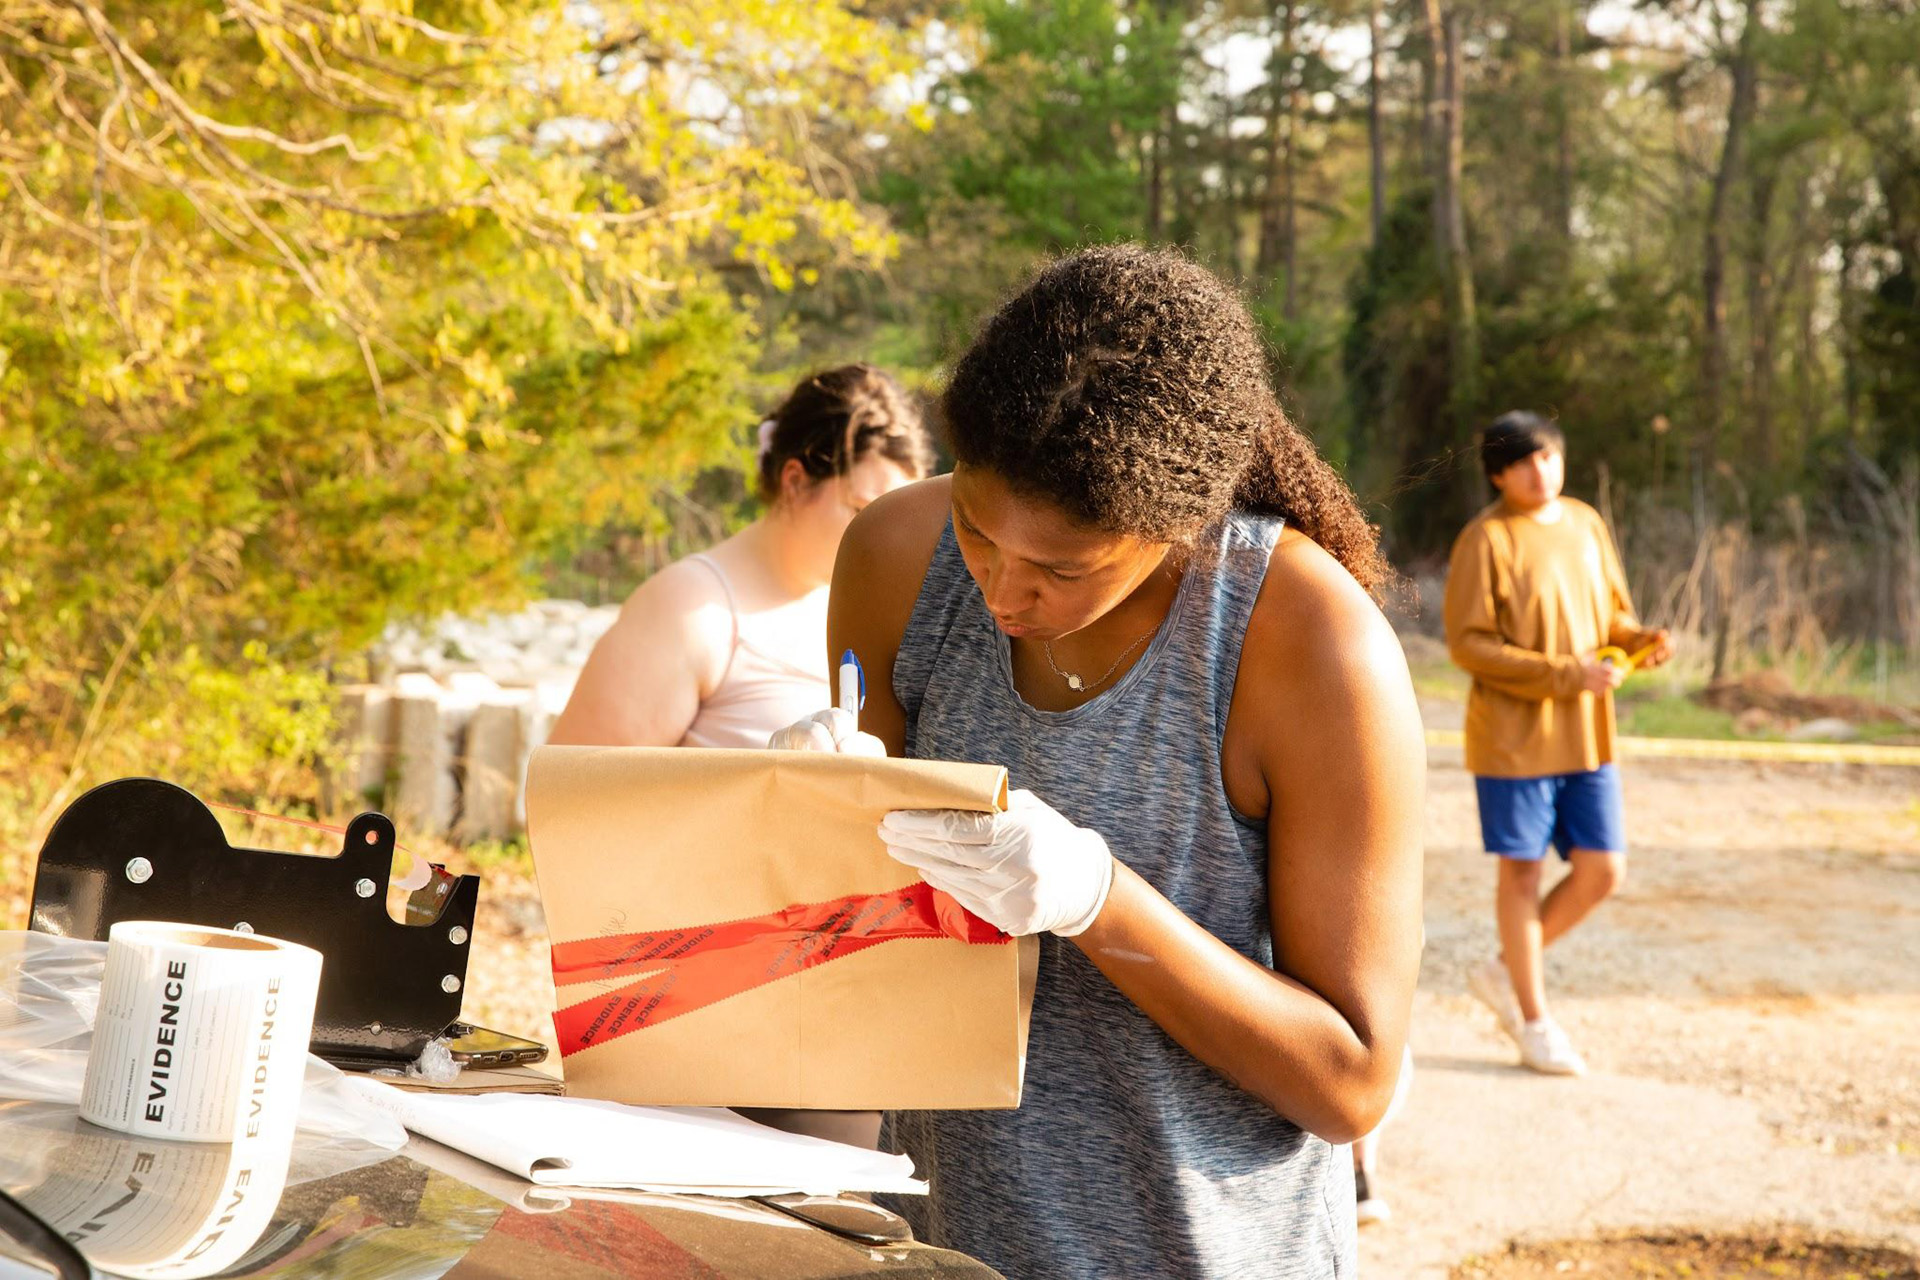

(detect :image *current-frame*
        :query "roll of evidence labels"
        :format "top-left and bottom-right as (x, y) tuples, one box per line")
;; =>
(81, 921), (323, 1145)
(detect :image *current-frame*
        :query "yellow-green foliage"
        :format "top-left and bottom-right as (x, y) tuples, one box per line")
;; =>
(0, 0), (916, 816)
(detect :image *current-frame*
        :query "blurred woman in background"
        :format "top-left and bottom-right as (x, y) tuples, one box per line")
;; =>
(549, 364), (933, 750)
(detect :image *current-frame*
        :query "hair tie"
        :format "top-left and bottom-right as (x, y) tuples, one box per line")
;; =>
(755, 417), (777, 459)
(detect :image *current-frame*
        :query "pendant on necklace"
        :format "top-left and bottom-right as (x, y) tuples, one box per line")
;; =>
(1066, 674), (1084, 691)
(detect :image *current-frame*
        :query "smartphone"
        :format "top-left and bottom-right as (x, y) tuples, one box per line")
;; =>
(443, 1022), (549, 1068)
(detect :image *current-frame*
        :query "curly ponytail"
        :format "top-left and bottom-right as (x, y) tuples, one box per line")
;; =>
(1234, 408), (1393, 595)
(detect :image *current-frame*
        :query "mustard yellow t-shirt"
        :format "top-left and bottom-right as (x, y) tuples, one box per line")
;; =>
(1442, 497), (1654, 778)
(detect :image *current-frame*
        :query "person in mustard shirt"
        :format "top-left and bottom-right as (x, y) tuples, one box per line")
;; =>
(1443, 411), (1673, 1076)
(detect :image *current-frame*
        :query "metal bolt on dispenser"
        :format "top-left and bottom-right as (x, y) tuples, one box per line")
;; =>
(124, 858), (153, 884)
(449, 926), (469, 946)
(354, 878), (377, 898)
(441, 975), (461, 994)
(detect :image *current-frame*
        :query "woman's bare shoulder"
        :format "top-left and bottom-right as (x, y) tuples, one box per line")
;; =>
(1260, 531), (1397, 646)
(836, 474), (953, 609)
(1238, 531), (1416, 737)
(623, 554), (730, 613)
(602, 554), (735, 678)
(1224, 528), (1422, 819)
(547, 554), (735, 745)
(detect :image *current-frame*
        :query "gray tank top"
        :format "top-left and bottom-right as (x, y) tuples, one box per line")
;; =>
(882, 512), (1356, 1280)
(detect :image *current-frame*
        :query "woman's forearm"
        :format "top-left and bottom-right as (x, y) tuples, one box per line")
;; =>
(1070, 861), (1401, 1144)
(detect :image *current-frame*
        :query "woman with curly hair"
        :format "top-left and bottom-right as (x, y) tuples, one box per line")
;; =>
(778, 246), (1424, 1278)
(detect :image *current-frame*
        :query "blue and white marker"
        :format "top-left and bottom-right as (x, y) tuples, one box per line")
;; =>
(838, 648), (866, 725)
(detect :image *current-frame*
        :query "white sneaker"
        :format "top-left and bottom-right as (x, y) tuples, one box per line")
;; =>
(1468, 957), (1524, 1045)
(1354, 1167), (1390, 1227)
(1518, 1018), (1587, 1076)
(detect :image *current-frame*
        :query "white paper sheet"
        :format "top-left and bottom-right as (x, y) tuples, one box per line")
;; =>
(346, 1078), (925, 1197)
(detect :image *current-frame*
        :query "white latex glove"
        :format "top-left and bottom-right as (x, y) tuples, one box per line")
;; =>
(879, 789), (1115, 938)
(767, 707), (887, 757)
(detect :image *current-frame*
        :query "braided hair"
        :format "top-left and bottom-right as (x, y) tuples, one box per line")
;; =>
(757, 364), (933, 504)
(942, 245), (1392, 595)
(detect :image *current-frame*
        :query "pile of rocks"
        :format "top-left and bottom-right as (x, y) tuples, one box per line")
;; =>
(338, 600), (620, 841)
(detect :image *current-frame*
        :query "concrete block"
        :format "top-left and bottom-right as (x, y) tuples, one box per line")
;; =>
(393, 671), (443, 699)
(444, 670), (504, 701)
(456, 695), (530, 843)
(393, 690), (473, 838)
(481, 658), (538, 687)
(513, 699), (558, 831)
(336, 684), (393, 804)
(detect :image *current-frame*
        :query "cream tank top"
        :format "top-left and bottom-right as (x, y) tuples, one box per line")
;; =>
(676, 554), (831, 749)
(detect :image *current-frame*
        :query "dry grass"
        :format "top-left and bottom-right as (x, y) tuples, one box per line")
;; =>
(1616, 500), (1920, 709)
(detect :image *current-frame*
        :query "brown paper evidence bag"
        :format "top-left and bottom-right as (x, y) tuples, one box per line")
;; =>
(525, 745), (1038, 1111)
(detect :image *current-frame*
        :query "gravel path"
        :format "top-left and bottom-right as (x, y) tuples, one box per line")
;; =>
(1363, 742), (1920, 1275)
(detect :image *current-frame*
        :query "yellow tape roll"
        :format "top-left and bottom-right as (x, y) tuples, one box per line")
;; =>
(1596, 640), (1662, 675)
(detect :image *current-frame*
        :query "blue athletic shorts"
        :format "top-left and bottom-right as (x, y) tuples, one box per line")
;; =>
(1474, 764), (1626, 861)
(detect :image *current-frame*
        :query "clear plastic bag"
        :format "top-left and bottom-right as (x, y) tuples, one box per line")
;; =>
(0, 930), (406, 1151)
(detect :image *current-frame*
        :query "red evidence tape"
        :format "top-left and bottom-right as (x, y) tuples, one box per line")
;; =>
(550, 882), (1009, 1057)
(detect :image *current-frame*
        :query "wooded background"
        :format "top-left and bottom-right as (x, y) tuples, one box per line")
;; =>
(2, 0), (1916, 824)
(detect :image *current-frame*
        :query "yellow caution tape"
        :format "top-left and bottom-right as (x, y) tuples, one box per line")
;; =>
(1423, 729), (1920, 767)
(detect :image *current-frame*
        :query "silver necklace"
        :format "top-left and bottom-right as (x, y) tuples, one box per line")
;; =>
(1042, 624), (1157, 694)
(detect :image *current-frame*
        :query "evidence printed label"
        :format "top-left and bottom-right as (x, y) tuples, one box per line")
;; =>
(243, 977), (283, 1140)
(142, 959), (189, 1124)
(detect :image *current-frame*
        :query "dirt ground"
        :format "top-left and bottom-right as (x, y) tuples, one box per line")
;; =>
(1451, 1231), (1920, 1278)
(1370, 737), (1920, 1276)
(458, 726), (1920, 1277)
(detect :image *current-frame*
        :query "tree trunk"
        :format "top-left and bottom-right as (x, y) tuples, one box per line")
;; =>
(1284, 26), (1300, 318)
(1369, 0), (1386, 248)
(1554, 0), (1575, 241)
(1226, 63), (1248, 277)
(1839, 237), (1860, 436)
(1419, 0), (1482, 509)
(1699, 0), (1760, 501)
(1172, 98), (1198, 247)
(1442, 10), (1471, 293)
(1258, 0), (1297, 287)
(1791, 176), (1817, 448)
(1145, 121), (1164, 241)
(1745, 162), (1777, 469)
(1439, 4), (1481, 504)
(1420, 0), (1444, 209)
